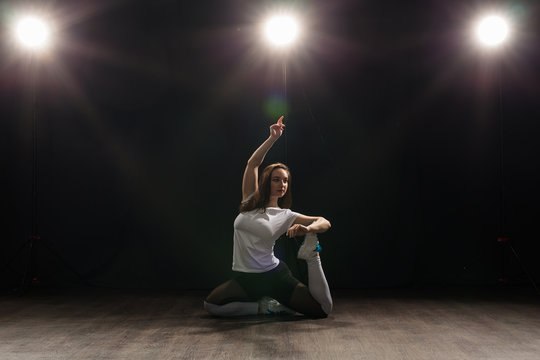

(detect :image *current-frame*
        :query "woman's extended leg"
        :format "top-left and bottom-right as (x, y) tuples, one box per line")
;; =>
(288, 233), (333, 317)
(304, 254), (333, 314)
(287, 258), (332, 317)
(204, 280), (259, 316)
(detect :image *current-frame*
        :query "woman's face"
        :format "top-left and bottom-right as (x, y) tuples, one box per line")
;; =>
(270, 168), (289, 199)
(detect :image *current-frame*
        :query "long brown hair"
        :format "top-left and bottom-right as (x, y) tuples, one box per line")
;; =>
(239, 163), (292, 213)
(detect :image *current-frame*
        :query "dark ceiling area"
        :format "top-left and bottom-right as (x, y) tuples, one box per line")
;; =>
(1, 0), (539, 291)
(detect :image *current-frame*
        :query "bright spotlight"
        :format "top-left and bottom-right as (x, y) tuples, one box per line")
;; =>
(15, 16), (51, 50)
(264, 15), (299, 47)
(476, 15), (509, 47)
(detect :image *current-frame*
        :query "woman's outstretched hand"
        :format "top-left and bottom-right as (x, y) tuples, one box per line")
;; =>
(286, 224), (310, 238)
(269, 116), (285, 140)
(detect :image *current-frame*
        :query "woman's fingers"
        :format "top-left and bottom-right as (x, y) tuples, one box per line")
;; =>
(288, 224), (310, 238)
(287, 224), (306, 237)
(270, 116), (285, 138)
(286, 225), (294, 237)
(276, 116), (285, 129)
(269, 123), (285, 139)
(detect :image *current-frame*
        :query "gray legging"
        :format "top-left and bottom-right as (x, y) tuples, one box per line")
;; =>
(205, 257), (332, 318)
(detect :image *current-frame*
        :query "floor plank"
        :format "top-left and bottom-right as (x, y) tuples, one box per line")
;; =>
(0, 287), (539, 359)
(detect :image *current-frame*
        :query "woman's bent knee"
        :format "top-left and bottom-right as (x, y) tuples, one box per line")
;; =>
(203, 301), (259, 317)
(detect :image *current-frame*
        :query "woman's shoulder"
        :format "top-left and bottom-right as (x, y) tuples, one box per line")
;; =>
(266, 207), (297, 215)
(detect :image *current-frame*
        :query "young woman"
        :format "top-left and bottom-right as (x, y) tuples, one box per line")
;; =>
(204, 116), (333, 318)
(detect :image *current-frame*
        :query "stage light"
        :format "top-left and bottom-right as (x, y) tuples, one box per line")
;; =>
(475, 15), (509, 47)
(264, 14), (300, 47)
(15, 16), (51, 50)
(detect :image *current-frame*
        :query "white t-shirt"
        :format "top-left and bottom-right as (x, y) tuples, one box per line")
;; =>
(232, 207), (299, 273)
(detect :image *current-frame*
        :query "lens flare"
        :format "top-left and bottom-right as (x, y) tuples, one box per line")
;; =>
(264, 94), (288, 119)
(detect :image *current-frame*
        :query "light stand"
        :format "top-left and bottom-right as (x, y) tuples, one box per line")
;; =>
(2, 15), (85, 293)
(475, 14), (539, 293)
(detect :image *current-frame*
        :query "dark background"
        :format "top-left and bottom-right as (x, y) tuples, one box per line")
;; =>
(1, 0), (539, 291)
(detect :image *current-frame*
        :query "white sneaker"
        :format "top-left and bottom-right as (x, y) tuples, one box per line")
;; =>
(297, 233), (321, 260)
(259, 297), (296, 316)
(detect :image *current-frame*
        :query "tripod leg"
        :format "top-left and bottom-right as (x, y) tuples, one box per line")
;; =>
(37, 238), (87, 284)
(2, 238), (32, 275)
(509, 243), (540, 295)
(18, 240), (35, 295)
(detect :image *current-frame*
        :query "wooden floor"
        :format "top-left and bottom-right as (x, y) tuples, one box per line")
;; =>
(1, 287), (539, 360)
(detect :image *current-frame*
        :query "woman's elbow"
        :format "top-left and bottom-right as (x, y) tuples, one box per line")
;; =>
(318, 217), (331, 232)
(246, 158), (261, 168)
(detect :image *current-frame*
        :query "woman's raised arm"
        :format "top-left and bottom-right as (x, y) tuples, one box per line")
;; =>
(242, 116), (285, 201)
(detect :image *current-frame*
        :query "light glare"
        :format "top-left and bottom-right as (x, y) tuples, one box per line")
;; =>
(264, 15), (299, 46)
(16, 16), (50, 49)
(476, 15), (509, 47)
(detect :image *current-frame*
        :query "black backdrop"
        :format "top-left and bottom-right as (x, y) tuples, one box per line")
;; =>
(1, 0), (539, 290)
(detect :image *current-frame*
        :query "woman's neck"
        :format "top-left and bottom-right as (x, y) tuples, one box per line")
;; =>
(266, 197), (279, 208)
